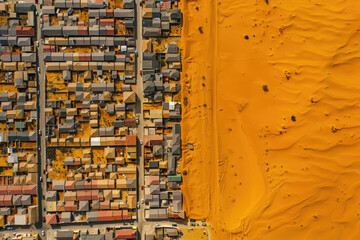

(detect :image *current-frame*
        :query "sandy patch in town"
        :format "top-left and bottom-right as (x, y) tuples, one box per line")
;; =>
(181, 228), (209, 240)
(181, 0), (360, 239)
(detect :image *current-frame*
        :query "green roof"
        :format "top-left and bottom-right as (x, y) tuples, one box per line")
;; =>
(15, 122), (25, 129)
(168, 174), (182, 182)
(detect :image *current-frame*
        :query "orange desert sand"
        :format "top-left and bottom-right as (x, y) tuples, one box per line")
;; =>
(181, 0), (360, 239)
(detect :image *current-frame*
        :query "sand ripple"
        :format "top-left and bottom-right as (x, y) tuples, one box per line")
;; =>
(181, 0), (360, 239)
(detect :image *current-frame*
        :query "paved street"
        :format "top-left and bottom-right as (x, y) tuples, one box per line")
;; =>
(134, 0), (145, 232)
(36, 2), (47, 233)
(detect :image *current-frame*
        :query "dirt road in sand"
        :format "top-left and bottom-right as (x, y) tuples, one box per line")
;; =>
(181, 0), (360, 239)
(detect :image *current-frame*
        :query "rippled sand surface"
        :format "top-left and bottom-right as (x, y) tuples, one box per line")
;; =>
(181, 0), (360, 239)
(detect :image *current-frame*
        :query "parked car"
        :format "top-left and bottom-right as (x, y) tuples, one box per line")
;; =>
(141, 185), (144, 190)
(36, 41), (39, 47)
(140, 140), (143, 145)
(42, 230), (45, 236)
(137, 202), (140, 209)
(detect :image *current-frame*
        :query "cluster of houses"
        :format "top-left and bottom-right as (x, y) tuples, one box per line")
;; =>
(53, 227), (137, 240)
(142, 0), (181, 37)
(141, 0), (184, 221)
(45, 164), (137, 224)
(0, 2), (39, 228)
(42, 0), (139, 225)
(0, 0), (187, 235)
(145, 226), (181, 240)
(41, 1), (135, 37)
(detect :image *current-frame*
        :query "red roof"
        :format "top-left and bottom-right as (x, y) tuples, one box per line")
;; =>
(125, 135), (137, 146)
(77, 191), (92, 201)
(64, 201), (77, 211)
(7, 185), (22, 195)
(0, 186), (7, 195)
(43, 45), (51, 52)
(74, 157), (81, 165)
(122, 210), (129, 220)
(96, 210), (123, 222)
(106, 9), (113, 17)
(149, 176), (160, 185)
(168, 182), (181, 189)
(16, 26), (35, 36)
(99, 19), (114, 26)
(144, 135), (163, 147)
(46, 214), (58, 224)
(161, 1), (171, 9)
(22, 185), (37, 195)
(84, 181), (92, 189)
(79, 53), (91, 62)
(3, 195), (12, 206)
(115, 230), (137, 239)
(100, 200), (110, 209)
(65, 181), (75, 190)
(78, 26), (88, 35)
(6, 215), (15, 223)
(0, 195), (4, 206)
(91, 180), (98, 189)
(113, 210), (122, 220)
(124, 118), (136, 127)
(106, 28), (114, 35)
(97, 211), (114, 222)
(91, 190), (99, 200)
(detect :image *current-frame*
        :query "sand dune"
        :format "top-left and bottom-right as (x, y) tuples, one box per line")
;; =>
(181, 0), (360, 239)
